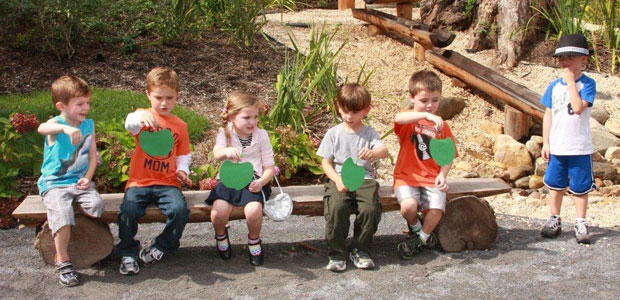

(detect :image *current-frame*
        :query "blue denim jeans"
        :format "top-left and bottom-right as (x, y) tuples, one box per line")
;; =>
(116, 186), (189, 257)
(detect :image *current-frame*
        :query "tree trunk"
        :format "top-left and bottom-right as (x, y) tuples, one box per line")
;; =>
(436, 195), (498, 252)
(424, 0), (543, 68)
(35, 214), (113, 269)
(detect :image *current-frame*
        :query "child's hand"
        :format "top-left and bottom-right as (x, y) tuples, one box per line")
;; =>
(139, 111), (160, 129)
(426, 113), (444, 131)
(358, 147), (374, 160)
(248, 179), (265, 193)
(224, 147), (241, 161)
(541, 144), (550, 161)
(335, 179), (349, 193)
(435, 173), (448, 192)
(76, 178), (91, 190)
(562, 67), (577, 84)
(63, 126), (82, 145)
(176, 170), (192, 186)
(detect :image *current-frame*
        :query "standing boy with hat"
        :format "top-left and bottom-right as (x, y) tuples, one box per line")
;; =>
(540, 33), (597, 244)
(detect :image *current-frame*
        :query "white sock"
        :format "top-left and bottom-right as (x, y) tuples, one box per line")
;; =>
(216, 233), (229, 251)
(418, 230), (430, 244)
(408, 220), (421, 233)
(248, 237), (261, 256)
(575, 218), (587, 224)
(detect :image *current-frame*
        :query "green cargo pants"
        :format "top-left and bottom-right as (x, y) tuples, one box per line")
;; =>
(323, 179), (382, 261)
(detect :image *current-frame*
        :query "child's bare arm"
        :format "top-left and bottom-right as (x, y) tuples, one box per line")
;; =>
(562, 69), (589, 115)
(249, 165), (274, 193)
(395, 111), (443, 129)
(435, 163), (452, 191)
(541, 108), (552, 161)
(358, 144), (389, 160)
(77, 127), (98, 189)
(38, 118), (81, 145)
(321, 158), (348, 192)
(213, 146), (240, 161)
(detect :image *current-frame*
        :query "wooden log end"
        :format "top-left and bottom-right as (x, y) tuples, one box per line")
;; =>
(35, 214), (113, 269)
(367, 24), (385, 37)
(436, 195), (498, 252)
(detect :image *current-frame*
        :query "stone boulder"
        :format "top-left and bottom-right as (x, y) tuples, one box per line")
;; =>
(605, 147), (620, 161)
(605, 117), (620, 137)
(436, 97), (466, 120)
(534, 157), (547, 176)
(493, 134), (533, 170)
(525, 140), (541, 159)
(593, 161), (617, 181)
(529, 175), (544, 189)
(591, 105), (610, 125)
(481, 121), (503, 137)
(591, 119), (620, 154)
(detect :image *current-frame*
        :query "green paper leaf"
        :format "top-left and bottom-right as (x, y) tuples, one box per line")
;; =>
(429, 138), (456, 166)
(139, 129), (173, 157)
(341, 157), (365, 192)
(220, 160), (254, 191)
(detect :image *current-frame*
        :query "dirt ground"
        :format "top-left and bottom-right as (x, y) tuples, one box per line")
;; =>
(4, 6), (620, 300)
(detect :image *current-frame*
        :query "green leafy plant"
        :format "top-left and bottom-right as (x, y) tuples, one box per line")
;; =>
(532, 0), (589, 39)
(590, 0), (619, 73)
(208, 0), (269, 51)
(94, 119), (136, 192)
(264, 124), (322, 181)
(190, 163), (217, 186)
(0, 116), (42, 198)
(463, 0), (478, 19)
(269, 25), (345, 132)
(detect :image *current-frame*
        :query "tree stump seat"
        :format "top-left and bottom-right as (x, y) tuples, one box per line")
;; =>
(13, 178), (510, 268)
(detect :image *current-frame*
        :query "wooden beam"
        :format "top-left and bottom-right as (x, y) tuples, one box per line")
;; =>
(425, 49), (545, 120)
(351, 9), (455, 48)
(13, 179), (510, 227)
(504, 105), (531, 140)
(396, 3), (412, 20)
(338, 0), (355, 9)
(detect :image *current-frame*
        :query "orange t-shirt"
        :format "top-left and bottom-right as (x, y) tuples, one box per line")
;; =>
(125, 110), (191, 190)
(393, 119), (458, 188)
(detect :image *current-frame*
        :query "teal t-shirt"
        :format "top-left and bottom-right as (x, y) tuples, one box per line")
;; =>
(37, 116), (94, 195)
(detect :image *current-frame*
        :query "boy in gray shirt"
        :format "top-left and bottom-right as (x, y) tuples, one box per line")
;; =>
(317, 83), (388, 272)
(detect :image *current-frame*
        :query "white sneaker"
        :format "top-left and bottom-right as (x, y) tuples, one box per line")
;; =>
(139, 245), (164, 266)
(119, 256), (140, 275)
(325, 259), (346, 272)
(349, 248), (375, 269)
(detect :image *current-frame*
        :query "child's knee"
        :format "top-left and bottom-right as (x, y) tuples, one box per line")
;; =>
(399, 198), (418, 215)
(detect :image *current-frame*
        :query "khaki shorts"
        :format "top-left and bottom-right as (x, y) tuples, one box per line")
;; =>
(42, 183), (104, 235)
(394, 185), (446, 213)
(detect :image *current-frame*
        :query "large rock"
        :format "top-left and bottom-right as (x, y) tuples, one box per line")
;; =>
(605, 147), (620, 161)
(493, 134), (533, 170)
(514, 176), (530, 189)
(507, 166), (531, 182)
(525, 140), (541, 159)
(481, 121), (503, 137)
(591, 105), (610, 125)
(467, 134), (493, 150)
(591, 119), (620, 154)
(605, 117), (620, 137)
(535, 157), (547, 176)
(530, 135), (543, 144)
(437, 97), (466, 120)
(593, 161), (617, 181)
(529, 175), (544, 189)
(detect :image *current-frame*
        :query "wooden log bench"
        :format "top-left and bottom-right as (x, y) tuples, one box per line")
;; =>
(13, 178), (510, 268)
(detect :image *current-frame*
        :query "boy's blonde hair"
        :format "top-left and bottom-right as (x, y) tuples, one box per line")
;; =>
(51, 75), (90, 105)
(146, 67), (180, 92)
(221, 91), (265, 143)
(336, 83), (371, 112)
(408, 70), (442, 97)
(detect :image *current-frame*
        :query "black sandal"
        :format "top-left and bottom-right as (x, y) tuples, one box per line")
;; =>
(215, 229), (232, 260)
(248, 239), (263, 266)
(55, 261), (79, 287)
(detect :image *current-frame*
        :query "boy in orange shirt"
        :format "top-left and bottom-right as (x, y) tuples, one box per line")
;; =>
(393, 70), (458, 259)
(116, 67), (192, 275)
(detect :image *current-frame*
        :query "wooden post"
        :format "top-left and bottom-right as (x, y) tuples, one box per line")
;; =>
(367, 24), (385, 37)
(396, 3), (413, 20)
(414, 42), (426, 61)
(504, 105), (531, 141)
(338, 0), (355, 9)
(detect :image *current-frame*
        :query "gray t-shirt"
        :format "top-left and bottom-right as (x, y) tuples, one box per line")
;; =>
(317, 123), (384, 179)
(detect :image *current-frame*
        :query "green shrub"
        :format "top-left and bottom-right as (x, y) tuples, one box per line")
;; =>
(263, 122), (322, 181)
(532, 0), (589, 39)
(0, 88), (209, 143)
(94, 119), (135, 192)
(206, 0), (269, 50)
(0, 117), (42, 198)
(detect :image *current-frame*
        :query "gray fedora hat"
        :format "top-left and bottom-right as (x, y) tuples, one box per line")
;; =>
(553, 33), (593, 57)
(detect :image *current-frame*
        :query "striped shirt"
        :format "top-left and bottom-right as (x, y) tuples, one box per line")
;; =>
(239, 134), (253, 149)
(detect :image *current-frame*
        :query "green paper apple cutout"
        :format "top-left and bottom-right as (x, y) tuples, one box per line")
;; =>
(139, 129), (173, 157)
(220, 160), (254, 190)
(341, 157), (365, 192)
(429, 138), (456, 166)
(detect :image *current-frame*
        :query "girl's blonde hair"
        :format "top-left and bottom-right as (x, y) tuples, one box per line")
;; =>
(221, 91), (265, 144)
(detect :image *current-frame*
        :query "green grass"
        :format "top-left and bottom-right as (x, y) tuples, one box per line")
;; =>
(0, 88), (209, 143)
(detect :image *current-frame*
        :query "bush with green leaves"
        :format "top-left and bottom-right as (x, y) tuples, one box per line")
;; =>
(205, 0), (269, 50)
(94, 119), (135, 192)
(0, 117), (42, 198)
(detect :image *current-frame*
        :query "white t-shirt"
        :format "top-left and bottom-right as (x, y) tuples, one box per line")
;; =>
(540, 74), (596, 155)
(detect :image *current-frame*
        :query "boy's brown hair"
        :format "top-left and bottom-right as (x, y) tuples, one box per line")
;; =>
(336, 83), (371, 112)
(408, 70), (442, 97)
(51, 75), (90, 105)
(146, 67), (180, 92)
